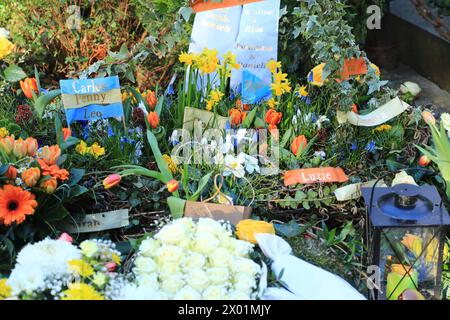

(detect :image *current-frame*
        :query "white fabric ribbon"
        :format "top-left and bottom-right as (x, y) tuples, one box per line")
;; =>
(255, 233), (366, 300)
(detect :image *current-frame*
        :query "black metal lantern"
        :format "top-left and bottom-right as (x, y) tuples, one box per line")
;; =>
(362, 183), (450, 300)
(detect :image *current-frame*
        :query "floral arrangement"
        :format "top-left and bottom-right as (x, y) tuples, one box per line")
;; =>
(2, 234), (125, 300)
(121, 218), (262, 300)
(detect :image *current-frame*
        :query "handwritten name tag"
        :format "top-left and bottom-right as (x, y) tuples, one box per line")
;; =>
(60, 209), (130, 234)
(284, 167), (349, 186)
(60, 76), (124, 124)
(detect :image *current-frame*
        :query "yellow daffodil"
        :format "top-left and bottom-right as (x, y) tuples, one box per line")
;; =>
(373, 124), (392, 132)
(0, 127), (9, 139)
(68, 259), (94, 278)
(298, 85), (308, 98)
(111, 253), (122, 265)
(205, 89), (224, 111)
(89, 142), (105, 159)
(0, 37), (14, 60)
(223, 51), (240, 70)
(61, 283), (104, 300)
(267, 98), (278, 109)
(179, 51), (195, 65)
(308, 63), (327, 87)
(75, 140), (89, 156)
(163, 154), (178, 174)
(266, 59), (281, 74)
(0, 279), (11, 300)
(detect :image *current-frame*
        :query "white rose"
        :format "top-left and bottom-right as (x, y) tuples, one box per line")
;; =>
(79, 240), (98, 258)
(136, 274), (159, 290)
(155, 222), (188, 245)
(161, 274), (184, 295)
(183, 253), (206, 269)
(233, 274), (256, 294)
(400, 81), (421, 97)
(158, 262), (180, 280)
(191, 233), (220, 255)
(233, 257), (260, 277)
(139, 239), (160, 257)
(207, 267), (229, 285)
(134, 256), (157, 274)
(173, 286), (202, 300)
(202, 285), (227, 300)
(196, 218), (225, 237)
(175, 218), (196, 233)
(227, 290), (251, 300)
(229, 239), (253, 257)
(209, 247), (232, 267)
(155, 245), (183, 265)
(187, 269), (210, 292)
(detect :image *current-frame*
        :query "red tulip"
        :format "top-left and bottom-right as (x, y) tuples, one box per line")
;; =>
(166, 179), (179, 193)
(103, 174), (121, 189)
(418, 155), (431, 167)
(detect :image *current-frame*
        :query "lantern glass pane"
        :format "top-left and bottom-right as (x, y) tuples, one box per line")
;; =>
(378, 227), (441, 300)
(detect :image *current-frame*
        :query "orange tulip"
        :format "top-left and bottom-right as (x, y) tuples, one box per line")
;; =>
(418, 155), (431, 167)
(13, 138), (27, 159)
(37, 159), (69, 181)
(422, 111), (436, 126)
(62, 128), (72, 142)
(145, 91), (158, 110)
(265, 109), (282, 127)
(25, 137), (38, 157)
(229, 108), (246, 127)
(6, 165), (17, 181)
(40, 145), (61, 165)
(291, 135), (308, 156)
(166, 179), (179, 193)
(20, 78), (38, 99)
(352, 104), (358, 114)
(40, 177), (58, 194)
(22, 167), (41, 187)
(146, 111), (159, 129)
(103, 174), (121, 189)
(0, 136), (14, 155)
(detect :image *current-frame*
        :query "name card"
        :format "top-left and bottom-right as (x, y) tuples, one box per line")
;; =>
(284, 167), (349, 186)
(191, 0), (264, 13)
(60, 76), (124, 125)
(60, 209), (130, 234)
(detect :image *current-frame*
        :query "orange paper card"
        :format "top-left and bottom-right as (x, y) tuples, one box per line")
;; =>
(284, 167), (349, 186)
(191, 0), (264, 12)
(339, 58), (368, 81)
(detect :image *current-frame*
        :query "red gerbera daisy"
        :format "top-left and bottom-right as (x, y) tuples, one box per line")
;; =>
(0, 185), (38, 226)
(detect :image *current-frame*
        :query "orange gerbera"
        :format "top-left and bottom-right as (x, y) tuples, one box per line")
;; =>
(37, 159), (70, 181)
(0, 185), (37, 226)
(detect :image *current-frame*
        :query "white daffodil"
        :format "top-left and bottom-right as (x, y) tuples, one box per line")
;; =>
(223, 153), (245, 178)
(221, 134), (234, 154)
(243, 154), (260, 174)
(316, 115), (330, 129)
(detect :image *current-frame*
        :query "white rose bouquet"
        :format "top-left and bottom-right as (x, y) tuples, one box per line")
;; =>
(117, 218), (262, 300)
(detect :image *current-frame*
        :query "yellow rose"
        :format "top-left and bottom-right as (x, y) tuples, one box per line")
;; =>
(236, 219), (275, 244)
(0, 37), (14, 60)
